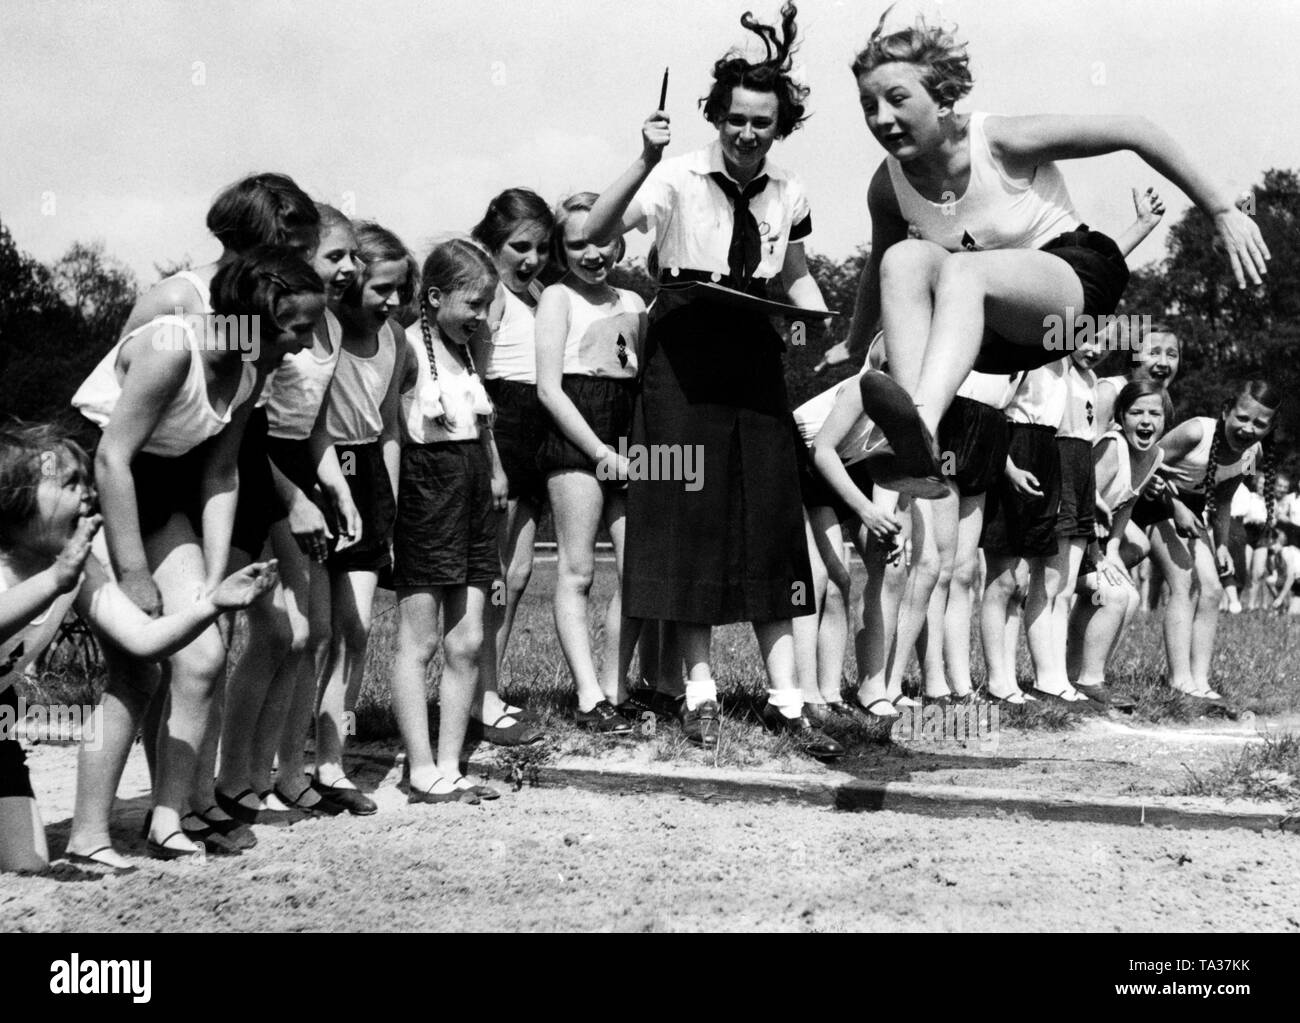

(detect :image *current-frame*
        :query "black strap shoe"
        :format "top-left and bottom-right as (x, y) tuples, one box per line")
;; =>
(761, 703), (845, 759)
(679, 699), (720, 748)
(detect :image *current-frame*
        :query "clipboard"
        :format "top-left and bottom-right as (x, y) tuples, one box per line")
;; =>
(654, 279), (840, 320)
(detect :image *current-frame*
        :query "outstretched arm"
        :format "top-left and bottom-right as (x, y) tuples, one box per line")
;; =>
(988, 114), (1268, 287)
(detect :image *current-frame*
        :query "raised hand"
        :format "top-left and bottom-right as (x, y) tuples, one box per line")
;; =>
(642, 111), (671, 165)
(1131, 186), (1165, 227)
(52, 514), (102, 593)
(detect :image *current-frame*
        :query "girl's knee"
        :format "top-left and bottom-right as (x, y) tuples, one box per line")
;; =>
(401, 628), (441, 667)
(171, 634), (227, 689)
(557, 561), (595, 594)
(445, 625), (484, 668)
(880, 239), (943, 286)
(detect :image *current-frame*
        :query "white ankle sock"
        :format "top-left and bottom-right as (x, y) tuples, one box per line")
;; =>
(767, 687), (804, 719)
(684, 678), (717, 711)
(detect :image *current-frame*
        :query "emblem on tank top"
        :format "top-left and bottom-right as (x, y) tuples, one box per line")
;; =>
(961, 230), (982, 252)
(1086, 400), (1094, 427)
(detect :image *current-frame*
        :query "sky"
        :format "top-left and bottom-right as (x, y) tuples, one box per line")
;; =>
(2, 0), (1297, 283)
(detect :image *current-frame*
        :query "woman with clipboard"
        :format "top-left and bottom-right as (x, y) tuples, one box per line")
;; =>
(586, 3), (840, 757)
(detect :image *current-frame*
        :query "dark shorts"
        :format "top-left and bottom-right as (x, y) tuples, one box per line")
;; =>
(486, 378), (548, 507)
(232, 412), (322, 557)
(1131, 491), (1173, 530)
(974, 226), (1131, 374)
(0, 687), (35, 800)
(797, 442), (875, 523)
(80, 421), (208, 539)
(938, 397), (1010, 497)
(393, 441), (499, 588)
(538, 375), (636, 480)
(327, 441), (395, 575)
(1056, 437), (1097, 538)
(981, 423), (1061, 558)
(232, 406), (281, 557)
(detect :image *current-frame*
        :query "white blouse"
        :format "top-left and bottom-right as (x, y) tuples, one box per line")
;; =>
(632, 141), (811, 280)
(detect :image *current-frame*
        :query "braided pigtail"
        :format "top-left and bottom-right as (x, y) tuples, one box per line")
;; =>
(1202, 420), (1223, 523)
(416, 299), (446, 424)
(1261, 436), (1277, 530)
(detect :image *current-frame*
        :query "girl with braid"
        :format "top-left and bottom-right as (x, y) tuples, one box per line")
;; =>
(392, 238), (507, 804)
(1149, 380), (1282, 699)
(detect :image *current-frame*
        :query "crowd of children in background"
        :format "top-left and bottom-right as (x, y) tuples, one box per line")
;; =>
(1, 5), (1289, 873)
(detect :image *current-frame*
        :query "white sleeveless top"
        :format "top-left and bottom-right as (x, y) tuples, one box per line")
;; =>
(556, 285), (644, 379)
(1094, 428), (1163, 517)
(402, 322), (493, 444)
(887, 112), (1081, 253)
(72, 315), (259, 457)
(0, 574), (79, 698)
(1005, 358), (1068, 429)
(486, 287), (537, 384)
(323, 322), (399, 445)
(1058, 363), (1098, 440)
(957, 370), (1025, 410)
(1162, 416), (1260, 494)
(267, 308), (342, 440)
(793, 375), (874, 467)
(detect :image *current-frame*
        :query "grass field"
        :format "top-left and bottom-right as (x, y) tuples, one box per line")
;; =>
(27, 559), (1300, 778)
(341, 560), (1300, 770)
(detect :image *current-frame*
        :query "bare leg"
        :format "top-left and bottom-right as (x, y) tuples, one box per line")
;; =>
(315, 569), (378, 786)
(941, 493), (985, 697)
(911, 251), (1085, 433)
(810, 509), (851, 702)
(981, 554), (1022, 697)
(147, 517), (229, 852)
(887, 489), (958, 699)
(549, 471), (609, 712)
(391, 587), (442, 791)
(1148, 522), (1198, 692)
(1189, 540), (1224, 691)
(67, 643), (158, 862)
(0, 798), (47, 873)
(794, 511), (830, 705)
(601, 488), (639, 704)
(492, 496), (538, 675)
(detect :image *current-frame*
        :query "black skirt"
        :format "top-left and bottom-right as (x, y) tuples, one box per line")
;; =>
(623, 296), (814, 625)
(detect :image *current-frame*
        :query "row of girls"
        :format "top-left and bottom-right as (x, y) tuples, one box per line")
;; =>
(0, 169), (643, 870)
(2, 2), (1282, 871)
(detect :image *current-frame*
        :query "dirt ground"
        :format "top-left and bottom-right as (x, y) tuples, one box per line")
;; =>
(4, 721), (1299, 932)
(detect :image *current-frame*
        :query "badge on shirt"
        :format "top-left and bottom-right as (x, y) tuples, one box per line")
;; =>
(961, 230), (982, 252)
